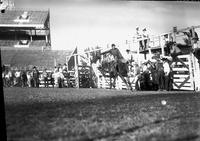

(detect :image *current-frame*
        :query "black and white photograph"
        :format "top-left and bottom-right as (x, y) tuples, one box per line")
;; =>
(1, 0), (200, 141)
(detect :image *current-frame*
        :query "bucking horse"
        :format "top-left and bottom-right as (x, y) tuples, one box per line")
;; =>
(96, 52), (133, 90)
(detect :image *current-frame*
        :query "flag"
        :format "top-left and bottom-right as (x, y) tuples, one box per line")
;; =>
(67, 47), (78, 71)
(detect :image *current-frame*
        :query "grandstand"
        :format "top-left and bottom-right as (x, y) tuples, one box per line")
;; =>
(1, 47), (72, 70)
(0, 8), (51, 49)
(0, 6), (73, 70)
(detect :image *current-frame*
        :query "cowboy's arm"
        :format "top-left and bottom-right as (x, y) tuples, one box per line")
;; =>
(101, 50), (111, 55)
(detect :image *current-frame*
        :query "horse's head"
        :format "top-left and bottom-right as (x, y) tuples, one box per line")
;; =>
(90, 50), (101, 64)
(165, 41), (176, 49)
(165, 41), (183, 59)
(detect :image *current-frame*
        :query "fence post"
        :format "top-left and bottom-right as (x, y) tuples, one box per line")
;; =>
(74, 55), (79, 88)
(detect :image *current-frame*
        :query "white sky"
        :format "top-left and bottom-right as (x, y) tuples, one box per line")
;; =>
(15, 1), (200, 52)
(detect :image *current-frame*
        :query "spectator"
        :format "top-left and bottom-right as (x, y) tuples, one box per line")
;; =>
(15, 69), (21, 87)
(155, 55), (165, 91)
(125, 49), (133, 64)
(62, 63), (68, 72)
(6, 69), (14, 87)
(26, 71), (32, 87)
(54, 66), (57, 73)
(141, 62), (151, 90)
(32, 66), (40, 88)
(4, 70), (9, 87)
(9, 68), (15, 87)
(58, 64), (63, 73)
(42, 68), (48, 88)
(149, 60), (159, 91)
(135, 27), (143, 50)
(162, 58), (171, 91)
(2, 65), (5, 72)
(21, 70), (27, 87)
(62, 63), (69, 86)
(142, 28), (149, 50)
(2, 70), (6, 87)
(49, 71), (54, 88)
(134, 63), (141, 90)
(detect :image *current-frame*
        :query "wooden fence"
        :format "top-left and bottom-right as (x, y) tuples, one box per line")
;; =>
(171, 54), (195, 90)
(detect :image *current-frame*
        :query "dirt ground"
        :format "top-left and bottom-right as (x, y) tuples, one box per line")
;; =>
(3, 88), (200, 141)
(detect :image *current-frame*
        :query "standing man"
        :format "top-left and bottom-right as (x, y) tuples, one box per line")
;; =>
(32, 66), (40, 88)
(42, 68), (48, 88)
(162, 58), (171, 91)
(142, 28), (149, 50)
(15, 69), (21, 87)
(21, 70), (27, 87)
(141, 62), (150, 90)
(155, 54), (165, 91)
(26, 71), (32, 87)
(62, 63), (68, 73)
(135, 27), (143, 50)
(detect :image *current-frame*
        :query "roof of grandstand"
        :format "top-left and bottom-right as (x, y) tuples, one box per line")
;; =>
(0, 9), (49, 29)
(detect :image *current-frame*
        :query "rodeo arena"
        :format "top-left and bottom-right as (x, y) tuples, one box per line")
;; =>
(1, 1), (200, 141)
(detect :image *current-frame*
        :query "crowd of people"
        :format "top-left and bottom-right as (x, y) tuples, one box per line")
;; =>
(132, 53), (173, 91)
(2, 63), (70, 88)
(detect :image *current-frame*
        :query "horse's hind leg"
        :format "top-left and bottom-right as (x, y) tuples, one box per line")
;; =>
(113, 77), (116, 89)
(119, 74), (132, 91)
(128, 81), (133, 91)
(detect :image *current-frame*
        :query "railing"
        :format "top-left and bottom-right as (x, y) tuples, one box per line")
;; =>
(132, 25), (200, 53)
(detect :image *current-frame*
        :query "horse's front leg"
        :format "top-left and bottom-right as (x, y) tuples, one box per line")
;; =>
(110, 76), (112, 89)
(113, 76), (116, 89)
(127, 76), (133, 91)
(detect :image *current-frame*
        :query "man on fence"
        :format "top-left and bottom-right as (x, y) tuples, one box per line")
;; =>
(135, 27), (143, 50)
(142, 28), (149, 50)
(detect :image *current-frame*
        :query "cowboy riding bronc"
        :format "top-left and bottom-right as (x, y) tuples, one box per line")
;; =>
(100, 44), (132, 90)
(101, 44), (127, 64)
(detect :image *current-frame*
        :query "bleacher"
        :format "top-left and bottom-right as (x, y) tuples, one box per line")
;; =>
(30, 40), (46, 47)
(1, 48), (72, 70)
(0, 40), (18, 46)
